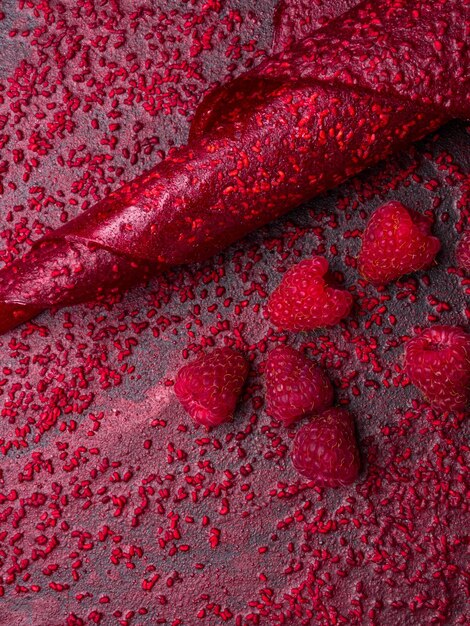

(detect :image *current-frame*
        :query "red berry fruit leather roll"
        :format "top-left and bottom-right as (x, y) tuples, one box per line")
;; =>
(0, 0), (468, 333)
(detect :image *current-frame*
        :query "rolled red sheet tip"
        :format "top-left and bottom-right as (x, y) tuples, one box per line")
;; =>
(0, 303), (41, 334)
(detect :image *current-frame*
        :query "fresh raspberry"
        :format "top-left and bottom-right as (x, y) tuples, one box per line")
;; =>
(266, 257), (353, 331)
(404, 325), (470, 412)
(456, 230), (470, 272)
(291, 408), (360, 487)
(174, 348), (249, 427)
(358, 201), (441, 284)
(265, 346), (334, 425)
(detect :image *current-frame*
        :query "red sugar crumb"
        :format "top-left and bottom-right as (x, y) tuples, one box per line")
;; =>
(0, 0), (469, 624)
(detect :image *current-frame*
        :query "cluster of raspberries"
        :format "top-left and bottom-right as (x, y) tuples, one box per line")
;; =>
(174, 202), (470, 488)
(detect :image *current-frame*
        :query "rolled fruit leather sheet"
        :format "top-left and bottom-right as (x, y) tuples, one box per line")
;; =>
(0, 0), (469, 625)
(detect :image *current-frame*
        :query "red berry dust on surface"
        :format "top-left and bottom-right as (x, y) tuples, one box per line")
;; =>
(0, 2), (469, 625)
